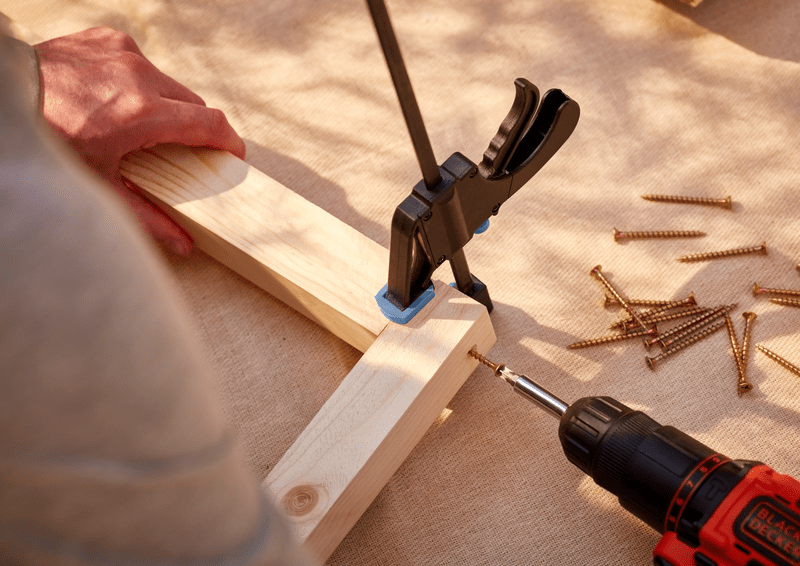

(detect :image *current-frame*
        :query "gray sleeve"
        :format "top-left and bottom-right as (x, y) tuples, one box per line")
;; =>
(0, 30), (43, 115)
(0, 35), (316, 566)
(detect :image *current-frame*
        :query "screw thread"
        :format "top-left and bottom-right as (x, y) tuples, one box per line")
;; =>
(614, 228), (706, 241)
(659, 306), (729, 350)
(641, 194), (732, 209)
(604, 296), (674, 308)
(646, 318), (726, 370)
(612, 294), (697, 330)
(757, 345), (800, 378)
(568, 327), (656, 349)
(590, 265), (649, 331)
(724, 314), (752, 395)
(753, 283), (800, 298)
(655, 304), (731, 348)
(677, 242), (767, 263)
(623, 306), (709, 334)
(468, 349), (503, 376)
(769, 298), (800, 308)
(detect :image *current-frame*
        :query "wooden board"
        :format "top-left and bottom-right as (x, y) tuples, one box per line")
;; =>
(266, 281), (494, 561)
(121, 145), (388, 353)
(121, 145), (496, 561)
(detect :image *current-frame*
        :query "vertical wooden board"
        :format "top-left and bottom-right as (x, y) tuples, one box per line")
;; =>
(120, 145), (389, 352)
(264, 281), (496, 562)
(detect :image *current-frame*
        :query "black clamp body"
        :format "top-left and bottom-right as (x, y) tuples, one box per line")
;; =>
(384, 79), (580, 314)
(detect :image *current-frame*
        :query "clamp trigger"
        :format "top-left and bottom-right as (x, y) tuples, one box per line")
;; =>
(479, 78), (540, 180)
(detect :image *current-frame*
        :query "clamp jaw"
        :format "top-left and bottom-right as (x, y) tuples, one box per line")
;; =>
(380, 79), (580, 318)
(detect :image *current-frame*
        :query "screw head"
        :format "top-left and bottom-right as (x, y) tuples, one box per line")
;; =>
(469, 167), (478, 178)
(422, 211), (433, 221)
(491, 203), (501, 215)
(737, 382), (754, 396)
(437, 255), (446, 265)
(753, 283), (763, 296)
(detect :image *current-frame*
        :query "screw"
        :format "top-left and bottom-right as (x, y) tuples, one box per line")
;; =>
(626, 306), (708, 336)
(590, 265), (650, 332)
(646, 318), (726, 370)
(468, 348), (504, 376)
(469, 168), (478, 178)
(568, 326), (658, 349)
(641, 194), (732, 210)
(613, 228), (706, 242)
(491, 204), (501, 215)
(437, 255), (446, 265)
(676, 242), (767, 263)
(422, 211), (433, 221)
(723, 313), (751, 396)
(769, 298), (800, 308)
(656, 305), (732, 350)
(757, 345), (800, 379)
(645, 304), (731, 349)
(753, 283), (800, 298)
(738, 312), (757, 395)
(603, 296), (674, 308)
(611, 293), (697, 331)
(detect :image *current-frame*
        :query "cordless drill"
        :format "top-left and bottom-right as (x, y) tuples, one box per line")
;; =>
(469, 351), (800, 566)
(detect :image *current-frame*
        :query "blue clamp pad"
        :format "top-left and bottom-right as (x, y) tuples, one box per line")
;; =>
(375, 283), (436, 324)
(475, 219), (490, 235)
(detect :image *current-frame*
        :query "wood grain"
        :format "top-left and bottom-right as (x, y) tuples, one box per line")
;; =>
(120, 144), (389, 352)
(264, 280), (495, 562)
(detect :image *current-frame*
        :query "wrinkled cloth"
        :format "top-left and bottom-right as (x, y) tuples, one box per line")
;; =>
(2, 1), (799, 564)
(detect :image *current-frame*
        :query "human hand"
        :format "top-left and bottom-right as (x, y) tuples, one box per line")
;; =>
(35, 26), (246, 254)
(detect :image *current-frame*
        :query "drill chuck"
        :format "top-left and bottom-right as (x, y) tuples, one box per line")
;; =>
(558, 396), (753, 542)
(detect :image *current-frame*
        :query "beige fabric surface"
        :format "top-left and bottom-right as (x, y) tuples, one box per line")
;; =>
(4, 0), (799, 563)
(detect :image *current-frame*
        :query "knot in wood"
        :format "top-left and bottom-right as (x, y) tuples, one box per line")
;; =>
(283, 485), (321, 517)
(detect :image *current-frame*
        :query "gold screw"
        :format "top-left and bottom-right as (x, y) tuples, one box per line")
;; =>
(757, 345), (800, 378)
(641, 194), (732, 210)
(568, 326), (658, 349)
(646, 318), (727, 370)
(677, 242), (767, 263)
(468, 348), (504, 376)
(723, 313), (752, 396)
(603, 296), (674, 308)
(590, 265), (650, 331)
(753, 283), (800, 298)
(613, 228), (706, 242)
(656, 305), (731, 350)
(638, 308), (710, 345)
(738, 312), (757, 395)
(644, 304), (731, 350)
(611, 294), (697, 331)
(769, 298), (800, 308)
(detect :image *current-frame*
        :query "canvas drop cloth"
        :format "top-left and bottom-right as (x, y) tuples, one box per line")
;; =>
(4, 0), (800, 563)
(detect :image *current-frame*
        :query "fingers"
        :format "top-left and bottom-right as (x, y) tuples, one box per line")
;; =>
(114, 177), (194, 255)
(140, 98), (247, 160)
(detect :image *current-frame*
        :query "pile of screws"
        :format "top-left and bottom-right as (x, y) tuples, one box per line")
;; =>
(568, 193), (800, 394)
(568, 265), (758, 396)
(569, 266), (800, 393)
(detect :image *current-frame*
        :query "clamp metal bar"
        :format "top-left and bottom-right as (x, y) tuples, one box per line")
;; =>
(366, 0), (442, 190)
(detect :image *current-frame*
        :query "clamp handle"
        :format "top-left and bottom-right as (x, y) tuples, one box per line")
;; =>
(479, 78), (540, 180)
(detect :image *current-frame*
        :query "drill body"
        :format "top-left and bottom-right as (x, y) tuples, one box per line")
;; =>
(560, 396), (800, 566)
